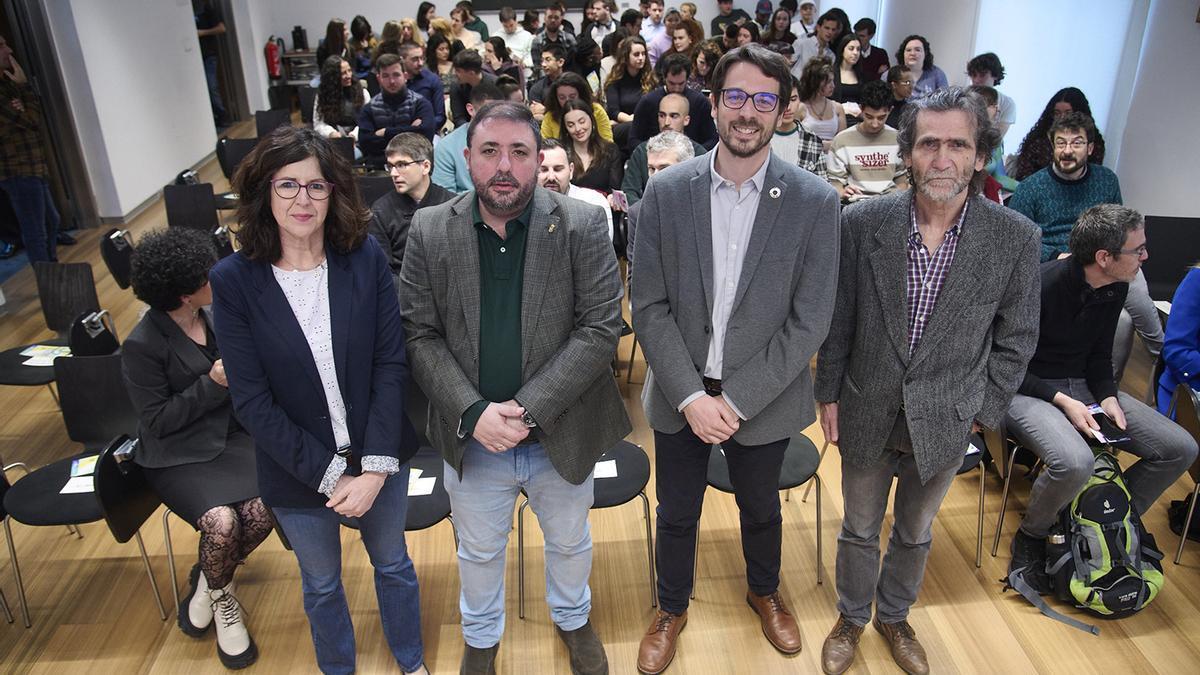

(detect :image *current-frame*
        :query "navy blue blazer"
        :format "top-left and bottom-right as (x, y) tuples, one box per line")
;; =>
(209, 236), (417, 508)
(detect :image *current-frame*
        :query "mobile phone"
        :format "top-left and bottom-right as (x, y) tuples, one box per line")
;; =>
(610, 189), (628, 211)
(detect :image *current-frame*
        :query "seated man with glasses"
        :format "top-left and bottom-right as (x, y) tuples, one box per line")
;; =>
(1003, 204), (1196, 586)
(368, 133), (456, 281)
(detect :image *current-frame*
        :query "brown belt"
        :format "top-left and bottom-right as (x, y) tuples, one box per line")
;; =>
(703, 377), (722, 396)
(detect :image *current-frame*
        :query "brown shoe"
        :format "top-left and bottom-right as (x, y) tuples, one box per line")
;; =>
(821, 615), (864, 674)
(636, 610), (687, 674)
(872, 617), (929, 675)
(746, 591), (802, 654)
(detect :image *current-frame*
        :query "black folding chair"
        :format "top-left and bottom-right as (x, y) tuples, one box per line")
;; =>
(356, 175), (395, 207)
(298, 86), (318, 125)
(164, 183), (220, 233)
(254, 108), (292, 138)
(330, 136), (356, 165)
(215, 138), (258, 210)
(99, 229), (135, 289)
(33, 261), (99, 335)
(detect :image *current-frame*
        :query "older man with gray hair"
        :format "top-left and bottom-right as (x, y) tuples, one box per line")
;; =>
(625, 130), (695, 274)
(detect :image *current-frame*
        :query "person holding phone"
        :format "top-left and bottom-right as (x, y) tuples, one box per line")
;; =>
(0, 35), (58, 263)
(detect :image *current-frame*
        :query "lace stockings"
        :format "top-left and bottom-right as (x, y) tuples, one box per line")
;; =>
(196, 497), (274, 589)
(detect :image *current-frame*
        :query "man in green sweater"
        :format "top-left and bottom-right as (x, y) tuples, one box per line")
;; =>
(1008, 112), (1122, 262)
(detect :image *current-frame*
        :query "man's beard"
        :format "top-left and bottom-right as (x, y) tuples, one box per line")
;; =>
(1054, 152), (1085, 175)
(540, 177), (565, 194)
(473, 169), (536, 215)
(719, 113), (774, 158)
(913, 166), (972, 203)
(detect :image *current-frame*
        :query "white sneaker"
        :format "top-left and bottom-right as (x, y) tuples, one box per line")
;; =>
(178, 564), (212, 637)
(209, 583), (258, 669)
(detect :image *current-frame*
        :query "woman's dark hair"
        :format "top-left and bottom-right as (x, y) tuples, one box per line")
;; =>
(738, 22), (760, 43)
(692, 40), (723, 88)
(425, 32), (453, 66)
(521, 8), (540, 33)
(558, 98), (613, 176)
(894, 34), (934, 72)
(761, 9), (796, 45)
(711, 44), (793, 104)
(487, 36), (511, 63)
(323, 18), (347, 56)
(417, 2), (437, 32)
(1013, 87), (1106, 180)
(130, 228), (217, 312)
(833, 34), (863, 73)
(232, 126), (368, 262)
(544, 72), (595, 124)
(317, 56), (362, 126)
(349, 15), (372, 49)
(605, 35), (655, 92)
(797, 56), (832, 101)
(967, 52), (1005, 85)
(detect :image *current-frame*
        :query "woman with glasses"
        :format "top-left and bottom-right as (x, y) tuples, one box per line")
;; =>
(210, 126), (426, 675)
(123, 227), (271, 669)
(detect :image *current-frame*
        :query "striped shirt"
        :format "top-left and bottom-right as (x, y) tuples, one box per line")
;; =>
(906, 200), (967, 355)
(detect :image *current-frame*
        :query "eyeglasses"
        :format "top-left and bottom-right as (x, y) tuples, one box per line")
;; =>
(1110, 245), (1148, 257)
(719, 88), (780, 112)
(1053, 139), (1089, 150)
(386, 159), (423, 172)
(270, 179), (334, 200)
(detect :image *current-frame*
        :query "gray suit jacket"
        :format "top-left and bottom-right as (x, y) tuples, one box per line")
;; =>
(398, 188), (631, 484)
(631, 152), (841, 445)
(814, 191), (1041, 482)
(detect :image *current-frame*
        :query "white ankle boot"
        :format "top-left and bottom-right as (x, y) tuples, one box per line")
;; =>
(209, 583), (258, 669)
(178, 564), (213, 637)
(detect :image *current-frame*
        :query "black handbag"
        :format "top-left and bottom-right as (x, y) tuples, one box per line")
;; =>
(69, 309), (120, 356)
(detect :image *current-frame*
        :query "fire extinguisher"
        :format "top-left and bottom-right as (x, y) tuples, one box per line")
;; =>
(265, 36), (283, 80)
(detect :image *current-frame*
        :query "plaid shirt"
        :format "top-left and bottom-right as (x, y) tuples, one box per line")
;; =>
(906, 200), (967, 355)
(0, 79), (47, 179)
(796, 125), (828, 180)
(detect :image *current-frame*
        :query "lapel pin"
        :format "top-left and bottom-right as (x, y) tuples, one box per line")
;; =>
(548, 220), (558, 233)
(768, 187), (781, 199)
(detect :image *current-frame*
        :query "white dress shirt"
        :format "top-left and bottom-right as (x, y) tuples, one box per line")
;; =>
(567, 183), (614, 241)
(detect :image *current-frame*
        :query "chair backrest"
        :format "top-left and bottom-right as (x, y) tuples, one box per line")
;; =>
(54, 354), (138, 446)
(298, 85), (318, 125)
(1172, 385), (1200, 484)
(95, 435), (161, 543)
(163, 183), (220, 232)
(356, 175), (395, 207)
(364, 71), (380, 97)
(99, 228), (134, 289)
(255, 108), (292, 139)
(68, 309), (120, 356)
(330, 136), (356, 165)
(33, 261), (100, 334)
(216, 137), (258, 181)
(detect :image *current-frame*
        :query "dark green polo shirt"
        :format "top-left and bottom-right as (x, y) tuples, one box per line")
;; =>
(461, 198), (532, 433)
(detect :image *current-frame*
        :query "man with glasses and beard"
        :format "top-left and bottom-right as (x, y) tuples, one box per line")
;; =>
(398, 101), (629, 675)
(814, 87), (1040, 675)
(632, 44), (839, 673)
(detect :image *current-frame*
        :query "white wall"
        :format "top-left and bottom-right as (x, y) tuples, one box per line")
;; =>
(44, 0), (216, 219)
(231, 0), (273, 111)
(1115, 0), (1200, 218)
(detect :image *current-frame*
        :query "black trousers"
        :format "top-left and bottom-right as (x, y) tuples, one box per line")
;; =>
(653, 424), (788, 613)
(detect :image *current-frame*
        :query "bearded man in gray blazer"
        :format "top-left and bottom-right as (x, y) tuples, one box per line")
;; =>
(814, 87), (1041, 675)
(398, 101), (630, 675)
(632, 45), (840, 673)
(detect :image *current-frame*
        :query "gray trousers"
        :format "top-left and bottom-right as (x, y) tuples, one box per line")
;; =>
(1005, 377), (1198, 538)
(836, 416), (959, 626)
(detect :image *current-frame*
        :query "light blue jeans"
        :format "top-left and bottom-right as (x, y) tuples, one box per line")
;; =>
(443, 439), (594, 648)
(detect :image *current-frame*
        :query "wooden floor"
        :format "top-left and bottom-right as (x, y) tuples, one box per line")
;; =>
(2, 124), (1198, 673)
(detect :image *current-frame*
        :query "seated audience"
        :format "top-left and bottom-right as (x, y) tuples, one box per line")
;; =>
(969, 85), (1019, 195)
(123, 227), (270, 669)
(313, 56), (369, 152)
(399, 18), (425, 47)
(621, 93), (707, 205)
(771, 75), (827, 179)
(348, 16), (377, 79)
(624, 130), (696, 272)
(450, 49), (497, 127)
(528, 43), (568, 121)
(661, 18), (703, 71)
(457, 1), (489, 40)
(722, 22), (741, 51)
(399, 42), (447, 132)
(531, 2), (577, 79)
(538, 138), (613, 239)
(497, 6), (534, 75)
(641, 0), (667, 42)
(798, 57), (845, 149)
(853, 18), (889, 81)
(1013, 87), (1107, 181)
(541, 71), (614, 143)
(788, 0), (815, 37)
(895, 34), (947, 98)
(417, 2), (437, 40)
(369, 133), (455, 281)
(586, 0), (619, 45)
(831, 34), (863, 109)
(569, 33), (605, 93)
(357, 53), (436, 167)
(688, 40), (722, 91)
(754, 0), (772, 32)
(1159, 264), (1200, 413)
(736, 21), (759, 46)
(316, 18), (352, 68)
(522, 7), (541, 34)
(494, 73), (525, 102)
(483, 36), (525, 91)
(559, 98), (624, 199)
(679, 1), (697, 23)
(426, 32), (460, 91)
(449, 6), (482, 50)
(967, 52), (1015, 138)
(605, 36), (654, 125)
(628, 53), (718, 151)
(433, 81), (506, 192)
(827, 80), (906, 200)
(1004, 204), (1197, 586)
(884, 64), (911, 128)
(647, 8), (682, 66)
(790, 10), (837, 74)
(761, 9), (797, 54)
(373, 20), (405, 62)
(711, 0), (751, 37)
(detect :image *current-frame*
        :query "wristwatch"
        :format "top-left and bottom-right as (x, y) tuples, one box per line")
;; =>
(522, 411), (538, 428)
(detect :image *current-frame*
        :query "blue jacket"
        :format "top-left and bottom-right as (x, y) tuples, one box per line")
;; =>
(431, 124), (472, 193)
(209, 236), (418, 508)
(1160, 267), (1200, 413)
(357, 88), (436, 163)
(406, 67), (446, 131)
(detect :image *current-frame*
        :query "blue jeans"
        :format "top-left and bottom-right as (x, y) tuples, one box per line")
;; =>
(0, 177), (58, 262)
(443, 439), (594, 648)
(272, 469), (423, 674)
(203, 54), (227, 124)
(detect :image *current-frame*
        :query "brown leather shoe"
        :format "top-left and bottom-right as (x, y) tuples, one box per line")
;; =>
(872, 617), (929, 675)
(636, 610), (687, 674)
(821, 614), (864, 674)
(746, 591), (802, 654)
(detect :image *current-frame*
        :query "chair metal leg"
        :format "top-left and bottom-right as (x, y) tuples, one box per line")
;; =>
(991, 445), (1020, 557)
(636, 491), (658, 608)
(162, 509), (180, 612)
(135, 531), (168, 621)
(626, 335), (640, 384)
(976, 463), (986, 568)
(815, 475), (823, 586)
(4, 516), (31, 628)
(448, 515), (459, 550)
(802, 441), (830, 503)
(0, 586), (12, 624)
(690, 526), (699, 600)
(46, 382), (60, 407)
(517, 499), (529, 620)
(1174, 483), (1200, 565)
